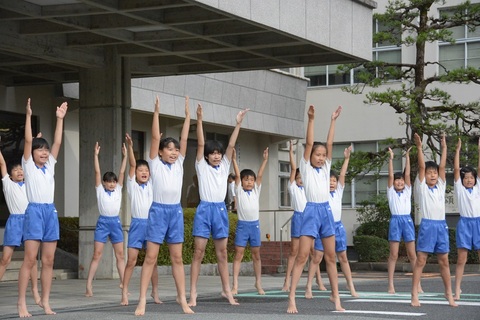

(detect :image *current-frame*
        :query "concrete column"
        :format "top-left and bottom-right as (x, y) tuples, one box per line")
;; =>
(78, 48), (131, 279)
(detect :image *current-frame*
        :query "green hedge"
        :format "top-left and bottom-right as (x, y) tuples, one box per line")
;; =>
(58, 217), (79, 254)
(353, 235), (389, 262)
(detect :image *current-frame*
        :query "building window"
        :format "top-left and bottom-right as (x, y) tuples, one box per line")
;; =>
(131, 130), (145, 160)
(279, 161), (291, 207)
(206, 132), (229, 150)
(439, 8), (480, 74)
(371, 19), (402, 80)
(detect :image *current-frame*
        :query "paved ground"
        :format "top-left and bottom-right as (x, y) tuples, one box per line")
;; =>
(1, 268), (480, 319)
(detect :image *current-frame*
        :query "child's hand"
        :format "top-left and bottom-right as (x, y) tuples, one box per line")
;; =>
(185, 96), (190, 117)
(388, 147), (394, 160)
(307, 105), (314, 120)
(125, 133), (133, 148)
(56, 102), (68, 119)
(414, 133), (422, 147)
(456, 138), (461, 152)
(344, 145), (352, 159)
(94, 142), (100, 156)
(154, 95), (160, 113)
(440, 133), (446, 148)
(263, 147), (269, 160)
(26, 98), (32, 116)
(236, 108), (249, 124)
(196, 104), (203, 121)
(332, 106), (342, 120)
(122, 143), (127, 157)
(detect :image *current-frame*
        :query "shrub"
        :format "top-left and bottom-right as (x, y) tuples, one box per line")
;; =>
(58, 217), (79, 255)
(355, 220), (389, 239)
(353, 235), (389, 262)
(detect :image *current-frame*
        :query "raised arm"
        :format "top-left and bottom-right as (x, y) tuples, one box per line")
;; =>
(50, 102), (68, 159)
(179, 96), (191, 157)
(414, 133), (425, 182)
(326, 106), (342, 161)
(149, 96), (161, 161)
(94, 142), (101, 187)
(23, 98), (33, 161)
(232, 148), (240, 185)
(289, 140), (296, 183)
(387, 147), (394, 188)
(196, 104), (205, 162)
(454, 138), (461, 182)
(303, 105), (315, 162)
(439, 134), (447, 181)
(404, 147), (412, 186)
(126, 133), (136, 179)
(256, 147), (269, 186)
(338, 145), (352, 187)
(118, 143), (127, 187)
(0, 147), (6, 178)
(225, 109), (249, 161)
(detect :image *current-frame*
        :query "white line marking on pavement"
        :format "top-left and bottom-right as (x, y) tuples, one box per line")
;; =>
(349, 299), (480, 306)
(332, 310), (426, 316)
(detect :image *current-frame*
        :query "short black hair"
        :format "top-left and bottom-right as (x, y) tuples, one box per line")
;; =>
(330, 170), (338, 180)
(103, 171), (118, 182)
(393, 172), (404, 180)
(310, 142), (326, 157)
(460, 166), (478, 185)
(228, 173), (236, 180)
(425, 161), (439, 172)
(160, 137), (180, 150)
(136, 159), (149, 170)
(7, 162), (22, 176)
(204, 140), (225, 159)
(295, 168), (300, 179)
(240, 168), (256, 181)
(32, 137), (49, 152)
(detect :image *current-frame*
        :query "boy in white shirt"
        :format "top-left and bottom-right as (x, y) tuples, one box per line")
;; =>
(231, 147), (268, 295)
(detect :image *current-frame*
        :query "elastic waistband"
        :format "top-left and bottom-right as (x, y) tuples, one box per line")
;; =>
(306, 201), (329, 207)
(293, 211), (303, 215)
(459, 216), (480, 221)
(391, 214), (411, 218)
(152, 202), (181, 209)
(28, 202), (54, 207)
(421, 219), (446, 224)
(199, 200), (225, 207)
(99, 215), (120, 220)
(131, 217), (148, 222)
(237, 219), (259, 225)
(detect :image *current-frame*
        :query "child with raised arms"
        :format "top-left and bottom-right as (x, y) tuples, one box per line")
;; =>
(85, 141), (127, 297)
(17, 98), (68, 317)
(121, 133), (161, 306)
(188, 104), (248, 307)
(387, 146), (422, 294)
(287, 105), (344, 313)
(231, 147), (268, 295)
(453, 138), (480, 300)
(0, 145), (40, 305)
(411, 133), (456, 307)
(134, 96), (193, 316)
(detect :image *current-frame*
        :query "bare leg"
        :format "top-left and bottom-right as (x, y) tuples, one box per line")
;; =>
(121, 247), (139, 306)
(168, 243), (194, 314)
(214, 238), (238, 305)
(232, 246), (245, 295)
(282, 237), (299, 292)
(305, 250), (323, 299)
(30, 261), (41, 305)
(315, 265), (327, 291)
(437, 253), (458, 307)
(112, 242), (126, 286)
(405, 241), (423, 293)
(150, 265), (162, 304)
(251, 246), (264, 295)
(135, 241), (159, 316)
(0, 245), (13, 281)
(388, 241), (399, 294)
(411, 251), (427, 307)
(18, 240), (40, 318)
(337, 251), (358, 297)
(85, 241), (105, 297)
(188, 237), (207, 307)
(287, 236), (313, 313)
(38, 241), (57, 315)
(454, 248), (468, 300)
(322, 236), (344, 311)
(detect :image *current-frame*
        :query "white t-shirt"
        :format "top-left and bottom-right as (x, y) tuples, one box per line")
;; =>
(196, 156), (230, 202)
(227, 181), (236, 203)
(236, 182), (261, 221)
(414, 176), (446, 220)
(22, 153), (56, 203)
(2, 175), (28, 214)
(299, 157), (331, 203)
(329, 183), (344, 222)
(127, 175), (153, 219)
(288, 181), (306, 213)
(454, 177), (480, 218)
(96, 184), (122, 217)
(387, 184), (412, 215)
(148, 155), (184, 204)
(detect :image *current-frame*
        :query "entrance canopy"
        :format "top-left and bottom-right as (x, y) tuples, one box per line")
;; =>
(0, 0), (375, 86)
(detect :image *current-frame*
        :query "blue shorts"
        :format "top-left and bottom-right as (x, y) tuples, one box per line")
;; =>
(128, 218), (148, 249)
(334, 221), (347, 252)
(193, 201), (229, 240)
(290, 211), (303, 238)
(300, 202), (335, 239)
(23, 203), (59, 242)
(146, 202), (184, 244)
(3, 214), (25, 247)
(314, 236), (324, 251)
(388, 214), (415, 242)
(234, 220), (261, 247)
(94, 215), (124, 244)
(416, 219), (449, 254)
(456, 216), (480, 251)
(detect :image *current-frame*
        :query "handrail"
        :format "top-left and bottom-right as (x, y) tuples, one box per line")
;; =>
(279, 214), (293, 268)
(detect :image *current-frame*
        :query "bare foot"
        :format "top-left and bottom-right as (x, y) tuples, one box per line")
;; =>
(281, 279), (290, 292)
(317, 284), (327, 291)
(287, 297), (298, 314)
(411, 294), (421, 307)
(85, 284), (93, 297)
(445, 293), (458, 307)
(417, 284), (424, 294)
(305, 287), (313, 299)
(31, 288), (41, 306)
(121, 289), (129, 306)
(231, 287), (238, 295)
(134, 297), (146, 316)
(151, 292), (162, 304)
(255, 283), (265, 295)
(221, 291), (239, 305)
(329, 295), (345, 311)
(388, 287), (395, 294)
(347, 284), (359, 297)
(454, 289), (462, 301)
(18, 303), (32, 318)
(176, 296), (194, 314)
(188, 292), (197, 307)
(41, 301), (56, 315)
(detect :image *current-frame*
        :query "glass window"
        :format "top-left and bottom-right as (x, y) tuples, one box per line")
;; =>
(131, 130), (145, 160)
(279, 161), (291, 207)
